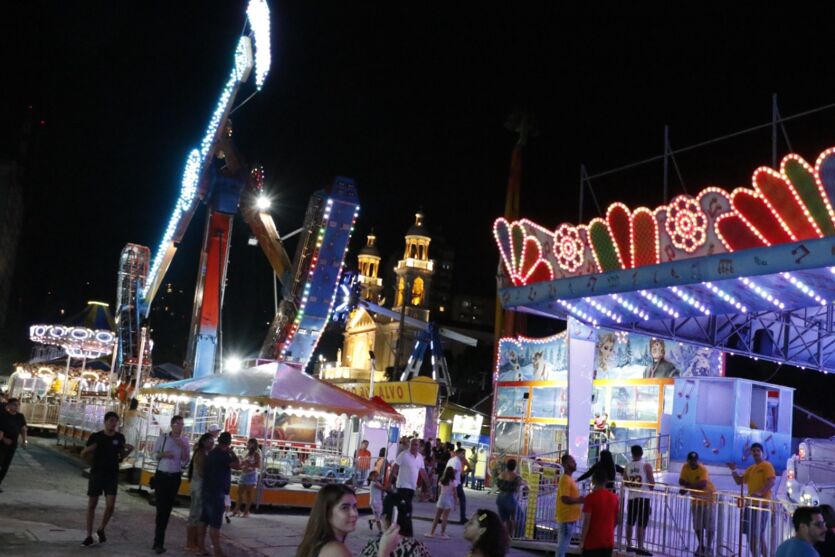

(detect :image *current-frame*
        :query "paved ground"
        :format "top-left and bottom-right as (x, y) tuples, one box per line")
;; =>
(0, 436), (542, 556)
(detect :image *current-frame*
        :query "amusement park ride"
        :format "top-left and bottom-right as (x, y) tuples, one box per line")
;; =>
(113, 0), (359, 386)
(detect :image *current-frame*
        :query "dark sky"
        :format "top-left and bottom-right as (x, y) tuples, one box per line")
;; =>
(4, 3), (835, 418)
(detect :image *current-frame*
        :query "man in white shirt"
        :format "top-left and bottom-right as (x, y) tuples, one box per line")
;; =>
(391, 437), (429, 536)
(152, 415), (190, 553)
(446, 448), (467, 524)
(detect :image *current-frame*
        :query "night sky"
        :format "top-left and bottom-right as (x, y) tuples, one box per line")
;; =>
(4, 3), (835, 424)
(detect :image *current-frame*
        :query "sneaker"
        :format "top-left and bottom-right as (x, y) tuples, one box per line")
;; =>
(626, 548), (637, 554)
(424, 533), (435, 538)
(636, 550), (653, 556)
(96, 529), (106, 543)
(155, 547), (167, 555)
(81, 537), (95, 547)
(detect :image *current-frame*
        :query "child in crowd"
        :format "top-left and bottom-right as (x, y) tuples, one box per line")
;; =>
(425, 467), (458, 539)
(368, 470), (385, 534)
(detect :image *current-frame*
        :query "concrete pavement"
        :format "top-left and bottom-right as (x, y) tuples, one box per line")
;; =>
(0, 436), (541, 556)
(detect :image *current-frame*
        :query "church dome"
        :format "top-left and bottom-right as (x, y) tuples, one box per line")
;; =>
(358, 233), (380, 258)
(406, 212), (430, 238)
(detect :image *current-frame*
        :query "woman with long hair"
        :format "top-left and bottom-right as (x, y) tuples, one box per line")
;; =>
(463, 509), (510, 557)
(297, 484), (400, 557)
(185, 432), (215, 552)
(495, 458), (522, 536)
(576, 449), (624, 489)
(425, 466), (458, 538)
(234, 438), (261, 517)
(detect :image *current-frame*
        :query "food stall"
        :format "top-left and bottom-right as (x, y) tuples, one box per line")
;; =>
(137, 361), (403, 508)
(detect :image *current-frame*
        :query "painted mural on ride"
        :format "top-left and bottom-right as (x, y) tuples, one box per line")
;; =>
(494, 148), (835, 286)
(491, 329), (724, 462)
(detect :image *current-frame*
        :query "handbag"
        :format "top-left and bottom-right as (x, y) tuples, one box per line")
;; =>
(149, 434), (168, 490)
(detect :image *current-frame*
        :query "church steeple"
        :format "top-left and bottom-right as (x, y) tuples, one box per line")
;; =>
(357, 232), (382, 302)
(394, 212), (434, 321)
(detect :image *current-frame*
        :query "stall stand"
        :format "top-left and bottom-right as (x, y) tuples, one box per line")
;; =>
(138, 362), (403, 508)
(334, 376), (440, 447)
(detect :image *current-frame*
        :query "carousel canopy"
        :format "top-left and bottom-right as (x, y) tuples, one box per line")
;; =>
(142, 362), (404, 421)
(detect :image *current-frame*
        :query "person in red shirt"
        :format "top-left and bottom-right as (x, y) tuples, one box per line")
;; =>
(580, 467), (619, 557)
(355, 440), (372, 485)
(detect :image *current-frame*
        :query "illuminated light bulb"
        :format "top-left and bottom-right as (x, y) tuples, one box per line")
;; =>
(255, 194), (271, 210)
(246, 0), (271, 90)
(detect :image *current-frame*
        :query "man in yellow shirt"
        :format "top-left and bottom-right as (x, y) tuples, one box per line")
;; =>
(679, 451), (716, 556)
(727, 442), (776, 557)
(556, 453), (584, 557)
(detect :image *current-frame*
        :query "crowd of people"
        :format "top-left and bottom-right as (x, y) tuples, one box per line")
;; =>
(6, 403), (835, 557)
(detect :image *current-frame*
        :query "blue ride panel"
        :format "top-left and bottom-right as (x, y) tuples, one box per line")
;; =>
(669, 377), (793, 473)
(282, 178), (359, 369)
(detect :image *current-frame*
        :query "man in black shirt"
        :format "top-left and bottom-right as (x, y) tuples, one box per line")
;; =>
(79, 411), (133, 547)
(198, 431), (239, 556)
(0, 398), (28, 491)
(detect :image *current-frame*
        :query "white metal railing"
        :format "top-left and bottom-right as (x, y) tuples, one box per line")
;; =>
(19, 401), (59, 427)
(588, 433), (671, 471)
(510, 474), (798, 556)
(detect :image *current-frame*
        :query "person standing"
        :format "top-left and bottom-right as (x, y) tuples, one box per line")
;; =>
(678, 451), (716, 556)
(199, 432), (240, 557)
(79, 411), (134, 547)
(557, 454), (585, 557)
(0, 398), (28, 491)
(426, 466), (458, 538)
(495, 458), (522, 536)
(579, 467), (618, 557)
(776, 506), (826, 557)
(355, 439), (372, 487)
(152, 415), (190, 553)
(728, 442), (776, 557)
(446, 448), (468, 524)
(185, 433), (215, 552)
(815, 504), (835, 556)
(467, 448), (478, 488)
(234, 438), (261, 517)
(624, 445), (655, 556)
(390, 437), (429, 537)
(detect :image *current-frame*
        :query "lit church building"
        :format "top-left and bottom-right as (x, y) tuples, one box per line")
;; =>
(320, 213), (441, 438)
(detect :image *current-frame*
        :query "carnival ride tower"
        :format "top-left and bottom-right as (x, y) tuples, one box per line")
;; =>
(114, 0), (360, 382)
(114, 244), (150, 379)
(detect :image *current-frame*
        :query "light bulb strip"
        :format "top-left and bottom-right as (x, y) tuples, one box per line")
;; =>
(610, 293), (650, 321)
(669, 286), (711, 315)
(637, 290), (681, 319)
(702, 282), (748, 313)
(781, 272), (826, 306)
(738, 277), (785, 310)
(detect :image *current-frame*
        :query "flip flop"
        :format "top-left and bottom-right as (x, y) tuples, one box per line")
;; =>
(423, 533), (435, 538)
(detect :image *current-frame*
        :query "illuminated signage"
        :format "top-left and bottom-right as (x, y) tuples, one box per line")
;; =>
(494, 148), (835, 286)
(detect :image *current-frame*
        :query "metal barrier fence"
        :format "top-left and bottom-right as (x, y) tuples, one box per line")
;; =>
(510, 473), (797, 556)
(57, 400), (121, 447)
(19, 401), (60, 428)
(588, 434), (671, 471)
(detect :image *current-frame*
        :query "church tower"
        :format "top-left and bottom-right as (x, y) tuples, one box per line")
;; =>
(393, 211), (434, 322)
(357, 232), (383, 303)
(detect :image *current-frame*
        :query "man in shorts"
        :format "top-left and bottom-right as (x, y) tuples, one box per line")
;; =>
(728, 442), (776, 557)
(679, 451), (716, 556)
(79, 411), (133, 547)
(199, 431), (240, 557)
(624, 445), (655, 556)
